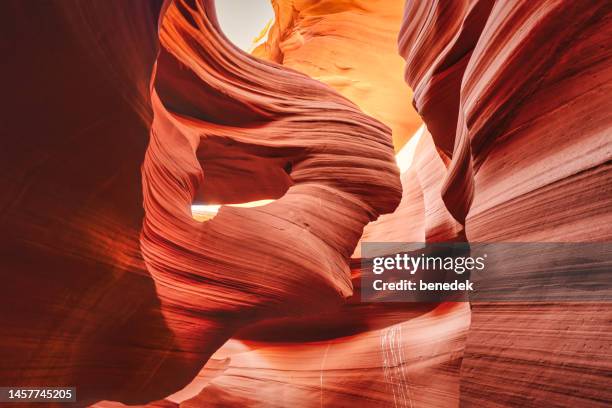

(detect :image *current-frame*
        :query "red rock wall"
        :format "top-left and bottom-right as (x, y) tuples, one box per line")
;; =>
(1, 0), (610, 407)
(141, 0), (402, 367)
(399, 0), (612, 406)
(0, 0), (198, 405)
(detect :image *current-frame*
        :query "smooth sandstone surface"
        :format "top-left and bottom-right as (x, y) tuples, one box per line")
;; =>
(253, 0), (422, 151)
(0, 0), (610, 407)
(399, 0), (612, 406)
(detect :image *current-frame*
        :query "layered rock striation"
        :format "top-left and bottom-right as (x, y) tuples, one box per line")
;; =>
(1, 0), (610, 407)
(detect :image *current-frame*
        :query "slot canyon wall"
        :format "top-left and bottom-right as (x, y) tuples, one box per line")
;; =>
(0, 0), (610, 407)
(399, 1), (612, 406)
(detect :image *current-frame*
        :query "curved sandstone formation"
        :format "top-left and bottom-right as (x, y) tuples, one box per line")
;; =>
(1, 0), (610, 407)
(399, 0), (612, 406)
(253, 0), (422, 151)
(142, 0), (401, 358)
(182, 302), (470, 408)
(0, 0), (203, 405)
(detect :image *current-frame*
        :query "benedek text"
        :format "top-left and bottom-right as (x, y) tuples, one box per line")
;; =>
(373, 279), (474, 291)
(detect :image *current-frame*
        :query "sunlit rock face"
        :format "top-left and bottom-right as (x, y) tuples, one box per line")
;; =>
(164, 2), (468, 407)
(399, 0), (612, 406)
(253, 0), (422, 151)
(1, 0), (610, 407)
(180, 302), (470, 408)
(141, 0), (402, 365)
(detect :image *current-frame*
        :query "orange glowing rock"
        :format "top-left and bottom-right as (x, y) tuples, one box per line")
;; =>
(253, 0), (422, 151)
(2, 0), (610, 407)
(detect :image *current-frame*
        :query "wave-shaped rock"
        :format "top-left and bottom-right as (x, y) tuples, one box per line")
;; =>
(142, 0), (401, 355)
(399, 0), (612, 406)
(1, 0), (609, 406)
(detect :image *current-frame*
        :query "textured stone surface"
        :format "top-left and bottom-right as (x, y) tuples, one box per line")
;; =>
(143, 0), (401, 355)
(253, 0), (422, 151)
(399, 0), (612, 406)
(1, 0), (610, 406)
(0, 0), (196, 405)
